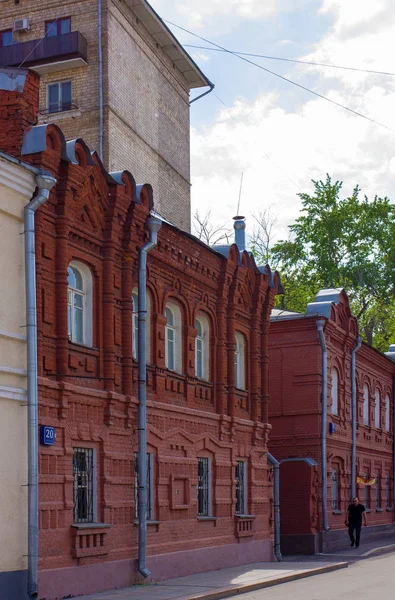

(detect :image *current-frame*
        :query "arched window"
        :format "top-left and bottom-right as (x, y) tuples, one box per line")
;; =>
(234, 332), (246, 390)
(132, 289), (151, 363)
(195, 312), (210, 381)
(165, 302), (182, 373)
(375, 390), (381, 429)
(363, 384), (369, 425)
(67, 261), (92, 346)
(331, 368), (339, 415)
(385, 394), (390, 431)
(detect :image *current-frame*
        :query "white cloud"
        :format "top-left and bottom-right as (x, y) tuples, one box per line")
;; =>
(150, 0), (278, 30)
(191, 84), (395, 243)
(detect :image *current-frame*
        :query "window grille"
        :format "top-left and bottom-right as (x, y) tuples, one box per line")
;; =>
(197, 457), (210, 516)
(375, 473), (381, 509)
(331, 469), (339, 510)
(235, 461), (246, 514)
(134, 453), (153, 521)
(73, 448), (94, 523)
(386, 475), (391, 509)
(364, 472), (370, 508)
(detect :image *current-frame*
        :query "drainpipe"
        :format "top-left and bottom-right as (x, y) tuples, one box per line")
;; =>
(267, 453), (282, 561)
(189, 80), (215, 105)
(317, 319), (330, 533)
(98, 0), (104, 160)
(137, 215), (162, 578)
(351, 337), (362, 499)
(25, 174), (57, 599)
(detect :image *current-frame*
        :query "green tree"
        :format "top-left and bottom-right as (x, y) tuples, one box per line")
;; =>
(269, 175), (395, 351)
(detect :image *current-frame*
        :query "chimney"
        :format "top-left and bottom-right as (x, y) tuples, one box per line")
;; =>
(0, 68), (40, 157)
(233, 215), (246, 253)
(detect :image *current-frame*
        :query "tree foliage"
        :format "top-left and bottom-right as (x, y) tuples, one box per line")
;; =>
(268, 176), (395, 351)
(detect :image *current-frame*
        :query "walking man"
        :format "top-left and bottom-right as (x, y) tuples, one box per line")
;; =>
(346, 496), (367, 548)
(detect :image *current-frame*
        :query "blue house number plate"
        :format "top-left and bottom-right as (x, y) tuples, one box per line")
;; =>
(40, 426), (56, 446)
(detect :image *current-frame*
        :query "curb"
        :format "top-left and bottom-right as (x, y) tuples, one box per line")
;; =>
(362, 543), (395, 558)
(186, 562), (348, 600)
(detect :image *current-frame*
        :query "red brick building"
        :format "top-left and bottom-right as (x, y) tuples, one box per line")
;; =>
(269, 289), (395, 554)
(0, 68), (281, 599)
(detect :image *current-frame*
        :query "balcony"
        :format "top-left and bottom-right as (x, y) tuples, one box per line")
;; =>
(0, 31), (88, 74)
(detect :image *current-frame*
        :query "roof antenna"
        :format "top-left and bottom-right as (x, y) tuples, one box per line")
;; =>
(236, 172), (244, 216)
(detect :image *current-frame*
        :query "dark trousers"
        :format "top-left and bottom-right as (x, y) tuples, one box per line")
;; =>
(348, 521), (362, 546)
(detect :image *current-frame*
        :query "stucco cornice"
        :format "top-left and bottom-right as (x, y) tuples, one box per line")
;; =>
(0, 156), (36, 198)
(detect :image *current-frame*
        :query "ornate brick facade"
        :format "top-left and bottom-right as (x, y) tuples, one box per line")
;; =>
(0, 69), (280, 599)
(269, 290), (395, 553)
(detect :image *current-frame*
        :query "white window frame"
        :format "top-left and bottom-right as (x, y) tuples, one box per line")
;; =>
(235, 460), (247, 515)
(165, 302), (182, 374)
(134, 452), (154, 521)
(195, 312), (210, 381)
(385, 394), (390, 431)
(375, 390), (381, 429)
(331, 368), (339, 415)
(234, 332), (246, 390)
(73, 447), (97, 524)
(363, 384), (369, 425)
(68, 261), (93, 347)
(197, 456), (212, 517)
(132, 289), (151, 363)
(47, 80), (72, 113)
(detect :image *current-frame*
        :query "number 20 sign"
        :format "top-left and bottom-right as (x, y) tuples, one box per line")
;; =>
(40, 426), (56, 446)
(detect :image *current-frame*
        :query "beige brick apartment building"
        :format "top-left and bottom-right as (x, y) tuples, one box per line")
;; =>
(0, 0), (211, 230)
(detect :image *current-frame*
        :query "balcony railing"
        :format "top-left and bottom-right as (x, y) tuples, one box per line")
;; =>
(0, 31), (88, 70)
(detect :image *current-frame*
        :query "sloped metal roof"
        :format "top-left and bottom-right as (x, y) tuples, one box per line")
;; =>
(125, 1), (211, 89)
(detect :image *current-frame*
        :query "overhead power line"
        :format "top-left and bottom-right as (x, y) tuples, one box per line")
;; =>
(165, 19), (395, 135)
(184, 44), (395, 77)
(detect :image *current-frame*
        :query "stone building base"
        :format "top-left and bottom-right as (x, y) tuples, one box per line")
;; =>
(0, 569), (27, 600)
(38, 539), (274, 600)
(281, 523), (395, 555)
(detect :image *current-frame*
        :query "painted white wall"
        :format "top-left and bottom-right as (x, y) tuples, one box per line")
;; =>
(0, 157), (36, 574)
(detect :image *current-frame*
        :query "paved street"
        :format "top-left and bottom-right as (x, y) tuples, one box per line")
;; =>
(228, 553), (393, 600)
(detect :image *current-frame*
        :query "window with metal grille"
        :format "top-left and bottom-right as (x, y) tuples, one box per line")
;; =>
(331, 469), (339, 510)
(73, 448), (95, 523)
(386, 475), (391, 509)
(134, 453), (153, 521)
(47, 81), (72, 114)
(364, 473), (371, 509)
(375, 473), (381, 509)
(197, 457), (210, 516)
(235, 460), (246, 515)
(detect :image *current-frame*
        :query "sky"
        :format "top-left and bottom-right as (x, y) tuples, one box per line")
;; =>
(150, 0), (395, 243)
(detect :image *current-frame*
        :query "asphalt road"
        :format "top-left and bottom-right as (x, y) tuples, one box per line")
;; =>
(226, 553), (394, 600)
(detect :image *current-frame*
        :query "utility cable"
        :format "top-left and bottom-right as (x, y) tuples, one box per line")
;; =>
(165, 19), (395, 135)
(184, 44), (395, 77)
(18, 18), (59, 69)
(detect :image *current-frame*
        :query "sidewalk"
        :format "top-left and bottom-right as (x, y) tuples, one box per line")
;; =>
(283, 536), (395, 564)
(72, 561), (347, 600)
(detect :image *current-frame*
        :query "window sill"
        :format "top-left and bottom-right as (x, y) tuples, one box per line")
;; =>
(68, 340), (98, 352)
(197, 516), (217, 521)
(332, 509), (342, 515)
(365, 509), (372, 513)
(71, 522), (112, 529)
(386, 507), (393, 512)
(134, 520), (160, 526)
(235, 514), (256, 519)
(376, 508), (383, 512)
